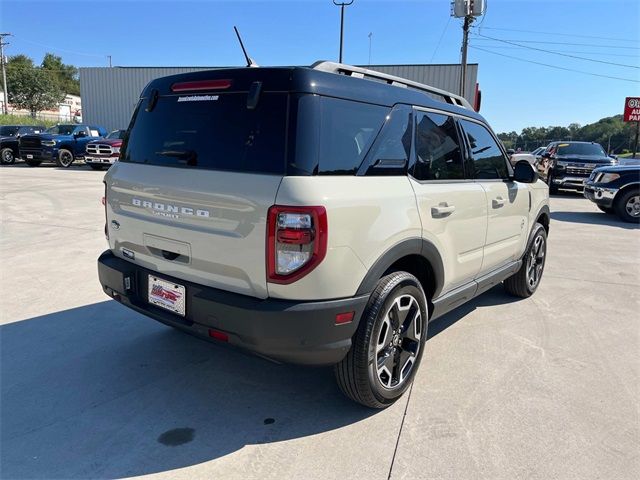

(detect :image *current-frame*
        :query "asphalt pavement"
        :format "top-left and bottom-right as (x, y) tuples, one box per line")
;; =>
(1, 164), (638, 480)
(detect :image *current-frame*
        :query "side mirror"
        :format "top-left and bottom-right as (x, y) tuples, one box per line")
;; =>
(74, 131), (87, 138)
(609, 154), (618, 160)
(513, 160), (538, 183)
(506, 149), (515, 156)
(541, 152), (551, 159)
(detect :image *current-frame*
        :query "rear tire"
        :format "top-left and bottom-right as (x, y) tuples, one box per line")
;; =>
(1, 147), (15, 165)
(56, 149), (74, 168)
(615, 189), (640, 223)
(25, 159), (41, 167)
(89, 164), (105, 171)
(504, 223), (547, 298)
(335, 272), (428, 409)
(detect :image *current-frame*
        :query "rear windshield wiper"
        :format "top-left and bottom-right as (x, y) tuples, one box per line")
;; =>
(155, 149), (198, 166)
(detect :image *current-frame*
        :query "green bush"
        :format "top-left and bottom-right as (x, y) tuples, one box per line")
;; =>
(0, 114), (58, 127)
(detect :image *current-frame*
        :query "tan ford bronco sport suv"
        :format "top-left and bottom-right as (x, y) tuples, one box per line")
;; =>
(98, 62), (550, 408)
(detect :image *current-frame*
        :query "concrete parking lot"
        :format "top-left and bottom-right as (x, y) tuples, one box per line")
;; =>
(1, 164), (638, 480)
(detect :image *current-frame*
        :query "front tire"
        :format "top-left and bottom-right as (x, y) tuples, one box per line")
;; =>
(1, 147), (15, 165)
(56, 149), (74, 168)
(615, 189), (640, 223)
(504, 223), (547, 298)
(335, 272), (428, 409)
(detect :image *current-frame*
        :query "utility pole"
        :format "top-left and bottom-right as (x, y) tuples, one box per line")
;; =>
(107, 55), (112, 68)
(459, 16), (472, 98)
(368, 32), (372, 65)
(451, 1), (485, 99)
(333, 0), (354, 63)
(0, 33), (11, 115)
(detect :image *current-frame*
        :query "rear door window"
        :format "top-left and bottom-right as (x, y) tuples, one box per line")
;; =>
(413, 111), (464, 181)
(121, 92), (287, 174)
(459, 119), (509, 180)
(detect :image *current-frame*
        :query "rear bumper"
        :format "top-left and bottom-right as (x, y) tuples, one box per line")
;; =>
(97, 250), (368, 365)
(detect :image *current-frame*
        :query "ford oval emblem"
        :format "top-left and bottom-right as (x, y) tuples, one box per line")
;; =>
(111, 220), (120, 230)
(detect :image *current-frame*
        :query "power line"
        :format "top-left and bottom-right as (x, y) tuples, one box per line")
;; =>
(474, 32), (640, 69)
(469, 46), (640, 83)
(471, 38), (640, 49)
(472, 46), (638, 58)
(429, 15), (451, 62)
(476, 26), (638, 43)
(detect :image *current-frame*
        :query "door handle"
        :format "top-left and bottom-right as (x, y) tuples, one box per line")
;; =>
(431, 203), (456, 217)
(492, 197), (507, 208)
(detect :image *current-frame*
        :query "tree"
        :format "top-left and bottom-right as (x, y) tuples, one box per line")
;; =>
(6, 57), (66, 116)
(41, 53), (80, 96)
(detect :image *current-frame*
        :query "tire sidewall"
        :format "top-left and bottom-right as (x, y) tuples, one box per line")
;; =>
(1, 148), (15, 164)
(524, 225), (547, 295)
(616, 189), (640, 223)
(366, 276), (428, 404)
(57, 149), (74, 168)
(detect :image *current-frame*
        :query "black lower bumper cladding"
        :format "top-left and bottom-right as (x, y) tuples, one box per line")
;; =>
(97, 251), (368, 365)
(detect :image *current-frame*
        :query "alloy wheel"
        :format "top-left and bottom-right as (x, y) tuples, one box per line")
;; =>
(2, 149), (14, 164)
(375, 294), (422, 389)
(526, 234), (546, 289)
(625, 195), (640, 218)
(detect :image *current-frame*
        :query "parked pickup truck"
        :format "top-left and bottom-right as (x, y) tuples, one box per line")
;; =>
(0, 125), (46, 164)
(19, 124), (108, 168)
(85, 130), (126, 170)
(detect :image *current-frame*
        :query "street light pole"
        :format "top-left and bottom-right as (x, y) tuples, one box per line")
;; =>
(333, 0), (354, 63)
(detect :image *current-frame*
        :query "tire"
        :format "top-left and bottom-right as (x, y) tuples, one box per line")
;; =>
(1, 147), (15, 165)
(89, 164), (105, 171)
(547, 174), (558, 195)
(25, 159), (42, 167)
(504, 223), (547, 298)
(55, 149), (74, 168)
(335, 271), (428, 409)
(614, 188), (640, 223)
(597, 205), (614, 214)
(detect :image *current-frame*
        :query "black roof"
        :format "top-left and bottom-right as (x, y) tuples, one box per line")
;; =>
(141, 66), (486, 124)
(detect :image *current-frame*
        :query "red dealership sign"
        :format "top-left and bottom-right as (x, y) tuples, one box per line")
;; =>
(624, 97), (640, 122)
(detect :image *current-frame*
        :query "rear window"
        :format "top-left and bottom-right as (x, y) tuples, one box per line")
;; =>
(120, 92), (287, 174)
(554, 143), (606, 156)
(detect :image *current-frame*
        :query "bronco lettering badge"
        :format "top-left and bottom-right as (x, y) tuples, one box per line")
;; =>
(132, 198), (210, 218)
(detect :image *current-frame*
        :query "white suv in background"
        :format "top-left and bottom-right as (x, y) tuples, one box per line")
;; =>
(98, 62), (550, 408)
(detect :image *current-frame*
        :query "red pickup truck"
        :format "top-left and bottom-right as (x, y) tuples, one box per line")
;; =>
(85, 129), (125, 170)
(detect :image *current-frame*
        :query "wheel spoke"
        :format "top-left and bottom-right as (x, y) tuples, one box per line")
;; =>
(395, 349), (415, 383)
(376, 317), (392, 354)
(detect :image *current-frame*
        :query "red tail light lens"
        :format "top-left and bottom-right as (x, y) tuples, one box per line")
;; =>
(171, 79), (232, 92)
(267, 206), (327, 284)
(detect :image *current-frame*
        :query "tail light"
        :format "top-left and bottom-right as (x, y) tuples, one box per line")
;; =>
(111, 146), (121, 158)
(267, 206), (327, 284)
(102, 183), (108, 239)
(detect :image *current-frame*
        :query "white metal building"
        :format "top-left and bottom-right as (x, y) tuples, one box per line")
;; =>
(79, 64), (478, 131)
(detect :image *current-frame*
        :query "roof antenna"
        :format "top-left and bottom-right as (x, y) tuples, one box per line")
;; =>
(234, 26), (259, 68)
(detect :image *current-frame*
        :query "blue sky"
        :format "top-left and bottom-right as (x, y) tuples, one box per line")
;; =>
(2, 0), (639, 132)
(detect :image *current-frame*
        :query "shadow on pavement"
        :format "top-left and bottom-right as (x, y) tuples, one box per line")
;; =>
(551, 210), (639, 230)
(0, 301), (375, 479)
(1, 284), (526, 478)
(427, 284), (520, 339)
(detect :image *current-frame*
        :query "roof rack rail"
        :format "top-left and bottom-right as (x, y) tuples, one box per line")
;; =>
(310, 61), (473, 110)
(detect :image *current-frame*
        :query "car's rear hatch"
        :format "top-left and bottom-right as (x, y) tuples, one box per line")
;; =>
(104, 68), (294, 299)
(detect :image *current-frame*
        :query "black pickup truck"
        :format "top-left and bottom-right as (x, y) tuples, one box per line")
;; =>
(537, 141), (616, 194)
(0, 125), (46, 164)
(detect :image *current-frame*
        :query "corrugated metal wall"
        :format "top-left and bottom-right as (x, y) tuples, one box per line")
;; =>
(80, 64), (478, 131)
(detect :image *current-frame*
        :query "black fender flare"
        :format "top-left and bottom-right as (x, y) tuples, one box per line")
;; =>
(355, 238), (445, 299)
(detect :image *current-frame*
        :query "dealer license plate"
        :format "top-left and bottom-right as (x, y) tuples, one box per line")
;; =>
(148, 275), (186, 316)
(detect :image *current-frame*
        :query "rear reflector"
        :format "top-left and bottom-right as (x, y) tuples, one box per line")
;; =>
(335, 312), (354, 325)
(208, 329), (229, 342)
(171, 79), (232, 92)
